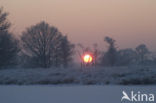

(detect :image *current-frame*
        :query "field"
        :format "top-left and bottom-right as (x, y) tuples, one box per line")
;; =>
(0, 66), (156, 85)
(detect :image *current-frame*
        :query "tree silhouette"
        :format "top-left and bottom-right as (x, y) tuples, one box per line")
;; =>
(117, 48), (136, 66)
(0, 7), (19, 68)
(136, 44), (149, 64)
(21, 21), (74, 68)
(0, 7), (10, 31)
(60, 36), (75, 68)
(101, 36), (118, 66)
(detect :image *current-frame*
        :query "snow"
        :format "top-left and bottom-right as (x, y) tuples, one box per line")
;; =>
(0, 66), (156, 103)
(0, 66), (156, 85)
(0, 85), (156, 103)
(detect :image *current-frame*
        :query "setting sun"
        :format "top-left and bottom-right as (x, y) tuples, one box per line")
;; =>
(83, 54), (93, 63)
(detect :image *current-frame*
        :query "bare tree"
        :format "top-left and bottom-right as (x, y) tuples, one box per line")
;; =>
(92, 43), (100, 66)
(21, 21), (63, 68)
(77, 43), (96, 67)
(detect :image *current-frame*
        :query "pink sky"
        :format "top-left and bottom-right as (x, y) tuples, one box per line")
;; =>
(1, 0), (156, 51)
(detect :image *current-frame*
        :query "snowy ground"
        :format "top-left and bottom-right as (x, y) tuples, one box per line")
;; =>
(0, 66), (156, 103)
(0, 85), (156, 103)
(0, 66), (156, 85)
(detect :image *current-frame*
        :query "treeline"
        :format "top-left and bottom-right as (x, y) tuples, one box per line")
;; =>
(0, 7), (156, 69)
(78, 36), (155, 67)
(100, 36), (154, 66)
(0, 7), (74, 68)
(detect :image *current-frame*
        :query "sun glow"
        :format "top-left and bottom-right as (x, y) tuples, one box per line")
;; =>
(83, 54), (93, 63)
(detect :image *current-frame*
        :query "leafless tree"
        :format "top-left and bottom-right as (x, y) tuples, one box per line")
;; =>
(92, 43), (101, 66)
(21, 21), (63, 68)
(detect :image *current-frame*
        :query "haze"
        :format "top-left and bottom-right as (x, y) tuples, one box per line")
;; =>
(1, 0), (156, 51)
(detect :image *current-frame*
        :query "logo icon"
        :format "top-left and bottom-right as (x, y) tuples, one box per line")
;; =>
(121, 91), (154, 102)
(121, 91), (131, 101)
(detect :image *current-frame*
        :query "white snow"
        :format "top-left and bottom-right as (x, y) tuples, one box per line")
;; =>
(0, 66), (156, 85)
(0, 85), (156, 103)
(0, 66), (156, 103)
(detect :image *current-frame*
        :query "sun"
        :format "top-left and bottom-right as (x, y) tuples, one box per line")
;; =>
(83, 54), (93, 63)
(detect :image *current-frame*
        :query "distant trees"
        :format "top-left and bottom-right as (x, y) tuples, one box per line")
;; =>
(117, 48), (137, 66)
(100, 36), (152, 66)
(0, 7), (19, 68)
(116, 44), (151, 66)
(60, 36), (75, 68)
(0, 7), (155, 69)
(101, 36), (118, 66)
(21, 21), (74, 68)
(136, 44), (149, 64)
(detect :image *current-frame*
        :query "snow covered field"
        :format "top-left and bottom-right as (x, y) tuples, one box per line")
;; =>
(0, 66), (156, 103)
(0, 85), (156, 103)
(0, 66), (156, 85)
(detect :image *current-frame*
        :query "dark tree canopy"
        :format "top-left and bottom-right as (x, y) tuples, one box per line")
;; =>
(101, 36), (118, 66)
(21, 21), (74, 68)
(0, 31), (19, 68)
(0, 7), (10, 31)
(117, 48), (137, 66)
(60, 36), (75, 68)
(0, 8), (19, 68)
(136, 44), (149, 64)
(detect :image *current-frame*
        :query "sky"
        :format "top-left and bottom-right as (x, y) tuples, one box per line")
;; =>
(1, 0), (156, 51)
